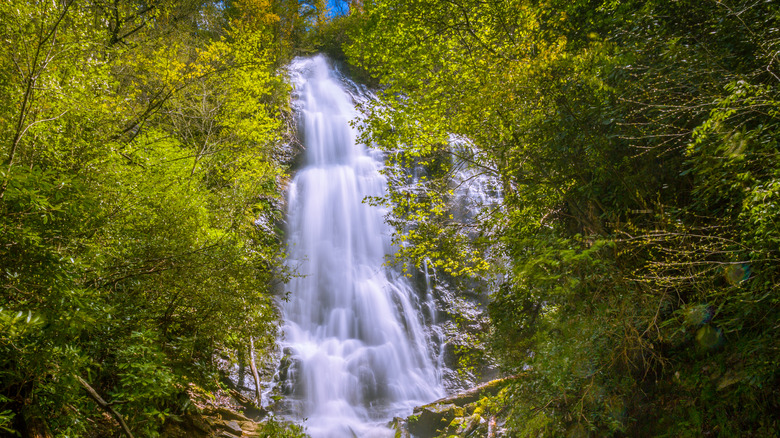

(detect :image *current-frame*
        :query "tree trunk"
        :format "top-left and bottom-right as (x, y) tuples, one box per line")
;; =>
(22, 404), (53, 438)
(248, 337), (263, 404)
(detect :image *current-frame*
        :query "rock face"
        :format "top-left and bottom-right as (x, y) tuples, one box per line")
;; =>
(161, 406), (256, 438)
(396, 375), (520, 438)
(162, 404), (306, 438)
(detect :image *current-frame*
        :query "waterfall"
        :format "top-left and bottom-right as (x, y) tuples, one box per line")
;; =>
(279, 55), (442, 437)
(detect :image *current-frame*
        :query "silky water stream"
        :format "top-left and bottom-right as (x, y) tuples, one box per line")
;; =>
(277, 56), (442, 437)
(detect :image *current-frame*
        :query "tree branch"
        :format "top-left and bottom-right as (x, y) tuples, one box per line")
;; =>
(75, 375), (135, 438)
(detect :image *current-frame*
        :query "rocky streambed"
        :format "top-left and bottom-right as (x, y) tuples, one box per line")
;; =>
(160, 385), (305, 438)
(160, 375), (517, 438)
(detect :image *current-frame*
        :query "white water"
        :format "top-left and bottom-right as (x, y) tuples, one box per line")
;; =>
(280, 56), (442, 437)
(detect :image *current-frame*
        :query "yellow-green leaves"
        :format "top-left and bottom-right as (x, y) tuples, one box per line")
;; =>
(0, 1), (291, 435)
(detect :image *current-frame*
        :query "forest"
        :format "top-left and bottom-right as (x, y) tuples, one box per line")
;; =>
(1, 0), (778, 437)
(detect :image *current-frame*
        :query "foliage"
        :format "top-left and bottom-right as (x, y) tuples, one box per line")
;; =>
(4, 0), (780, 435)
(346, 0), (780, 435)
(0, 0), (309, 435)
(256, 415), (309, 438)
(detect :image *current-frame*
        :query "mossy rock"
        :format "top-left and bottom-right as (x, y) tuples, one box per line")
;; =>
(447, 413), (483, 436)
(407, 403), (464, 437)
(390, 416), (411, 438)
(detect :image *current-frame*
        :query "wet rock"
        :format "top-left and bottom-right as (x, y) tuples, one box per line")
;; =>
(389, 417), (411, 438)
(407, 403), (464, 437)
(392, 375), (521, 438)
(447, 413), (483, 436)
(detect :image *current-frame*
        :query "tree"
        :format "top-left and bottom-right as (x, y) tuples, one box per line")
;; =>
(0, 0), (295, 435)
(346, 0), (780, 434)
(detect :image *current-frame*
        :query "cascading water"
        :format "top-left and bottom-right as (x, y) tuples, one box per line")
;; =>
(279, 56), (442, 437)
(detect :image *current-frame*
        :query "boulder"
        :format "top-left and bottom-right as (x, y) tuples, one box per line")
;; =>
(221, 420), (243, 435)
(393, 375), (521, 438)
(449, 413), (483, 436)
(407, 403), (464, 437)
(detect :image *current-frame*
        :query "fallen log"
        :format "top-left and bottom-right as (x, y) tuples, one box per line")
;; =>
(423, 374), (522, 408)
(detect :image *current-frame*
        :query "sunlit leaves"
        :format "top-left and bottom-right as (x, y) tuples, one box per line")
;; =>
(0, 0), (291, 435)
(346, 0), (780, 435)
